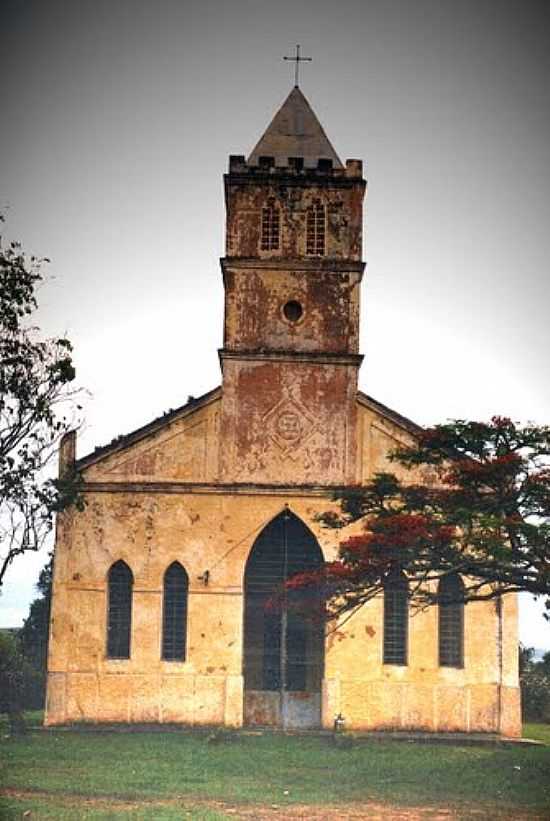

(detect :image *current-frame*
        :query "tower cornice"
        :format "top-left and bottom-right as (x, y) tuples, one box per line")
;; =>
(220, 257), (365, 274)
(218, 348), (364, 370)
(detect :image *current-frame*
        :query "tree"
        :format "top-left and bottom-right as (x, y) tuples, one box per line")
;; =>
(0, 219), (82, 586)
(18, 555), (53, 707)
(539, 650), (550, 675)
(19, 555), (52, 667)
(519, 643), (536, 675)
(519, 646), (550, 723)
(289, 417), (550, 621)
(0, 631), (29, 732)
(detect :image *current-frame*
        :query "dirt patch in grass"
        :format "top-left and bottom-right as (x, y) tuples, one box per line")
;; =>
(1, 787), (146, 812)
(2, 789), (547, 820)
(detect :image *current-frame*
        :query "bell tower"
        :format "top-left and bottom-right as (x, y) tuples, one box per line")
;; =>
(219, 86), (366, 485)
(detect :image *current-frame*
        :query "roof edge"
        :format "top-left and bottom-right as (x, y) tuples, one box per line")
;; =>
(75, 387), (422, 473)
(76, 386), (222, 472)
(356, 391), (423, 436)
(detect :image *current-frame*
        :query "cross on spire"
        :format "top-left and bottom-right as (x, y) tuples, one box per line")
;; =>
(283, 44), (312, 87)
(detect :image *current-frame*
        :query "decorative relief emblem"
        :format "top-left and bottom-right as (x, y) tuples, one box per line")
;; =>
(263, 387), (317, 457)
(276, 411), (301, 441)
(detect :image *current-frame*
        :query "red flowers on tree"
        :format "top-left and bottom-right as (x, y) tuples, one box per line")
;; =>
(287, 417), (550, 621)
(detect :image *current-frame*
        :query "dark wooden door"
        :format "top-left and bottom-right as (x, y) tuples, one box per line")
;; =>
(243, 510), (324, 729)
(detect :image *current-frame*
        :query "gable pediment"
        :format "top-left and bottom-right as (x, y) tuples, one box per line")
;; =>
(356, 392), (421, 483)
(81, 389), (221, 483)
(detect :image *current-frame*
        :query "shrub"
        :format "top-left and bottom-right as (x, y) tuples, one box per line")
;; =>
(0, 632), (26, 733)
(0, 631), (45, 723)
(521, 669), (550, 723)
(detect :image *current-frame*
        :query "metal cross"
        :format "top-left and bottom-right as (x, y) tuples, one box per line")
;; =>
(283, 44), (312, 87)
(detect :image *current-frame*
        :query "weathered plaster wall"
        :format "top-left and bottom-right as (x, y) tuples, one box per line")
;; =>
(356, 398), (418, 482)
(217, 153), (364, 488)
(46, 401), (521, 735)
(47, 492), (331, 726)
(225, 168), (365, 261)
(84, 397), (220, 483)
(325, 593), (519, 734)
(218, 359), (359, 485)
(222, 266), (361, 354)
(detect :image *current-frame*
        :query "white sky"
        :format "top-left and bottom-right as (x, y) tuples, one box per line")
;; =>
(1, 0), (549, 649)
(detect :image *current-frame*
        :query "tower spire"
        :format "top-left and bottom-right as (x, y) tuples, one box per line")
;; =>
(247, 86), (343, 169)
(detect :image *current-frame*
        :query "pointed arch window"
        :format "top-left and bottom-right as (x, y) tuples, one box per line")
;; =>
(438, 573), (464, 668)
(306, 200), (325, 256)
(107, 560), (133, 659)
(162, 562), (189, 661)
(261, 200), (280, 251)
(383, 568), (408, 666)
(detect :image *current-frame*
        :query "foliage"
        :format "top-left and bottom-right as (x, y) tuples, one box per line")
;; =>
(0, 631), (37, 733)
(0, 219), (83, 586)
(519, 643), (536, 675)
(290, 417), (550, 621)
(17, 555), (53, 708)
(521, 669), (550, 723)
(538, 649), (550, 674)
(0, 631), (23, 713)
(520, 645), (550, 723)
(19, 555), (52, 668)
(0, 628), (45, 725)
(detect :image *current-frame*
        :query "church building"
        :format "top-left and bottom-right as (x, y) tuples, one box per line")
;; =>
(46, 85), (521, 735)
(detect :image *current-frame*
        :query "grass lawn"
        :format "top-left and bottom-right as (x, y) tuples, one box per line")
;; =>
(1, 716), (549, 819)
(524, 722), (550, 745)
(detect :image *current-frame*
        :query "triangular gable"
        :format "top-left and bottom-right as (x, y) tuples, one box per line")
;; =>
(79, 387), (221, 482)
(356, 392), (422, 483)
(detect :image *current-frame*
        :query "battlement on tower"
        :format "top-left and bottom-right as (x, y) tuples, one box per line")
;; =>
(228, 154), (363, 179)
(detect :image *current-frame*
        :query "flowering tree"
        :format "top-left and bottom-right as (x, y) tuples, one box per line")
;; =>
(0, 220), (82, 587)
(289, 417), (550, 621)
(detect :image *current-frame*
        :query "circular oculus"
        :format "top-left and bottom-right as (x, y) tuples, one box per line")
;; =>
(283, 300), (303, 322)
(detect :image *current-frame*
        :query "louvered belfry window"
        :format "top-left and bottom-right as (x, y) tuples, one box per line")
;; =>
(306, 200), (325, 256)
(383, 569), (408, 665)
(107, 560), (133, 659)
(162, 562), (189, 661)
(261, 201), (280, 250)
(439, 573), (464, 668)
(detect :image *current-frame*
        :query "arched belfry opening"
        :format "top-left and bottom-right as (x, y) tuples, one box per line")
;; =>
(243, 509), (325, 728)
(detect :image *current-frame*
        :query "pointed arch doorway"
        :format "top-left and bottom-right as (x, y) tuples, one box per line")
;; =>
(243, 509), (325, 729)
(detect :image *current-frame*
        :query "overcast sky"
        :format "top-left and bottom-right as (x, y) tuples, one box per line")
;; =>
(1, 0), (549, 648)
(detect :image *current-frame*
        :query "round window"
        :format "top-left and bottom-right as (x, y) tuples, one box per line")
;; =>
(283, 300), (303, 323)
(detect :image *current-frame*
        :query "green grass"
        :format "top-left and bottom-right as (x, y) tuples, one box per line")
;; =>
(1, 718), (549, 819)
(524, 722), (550, 745)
